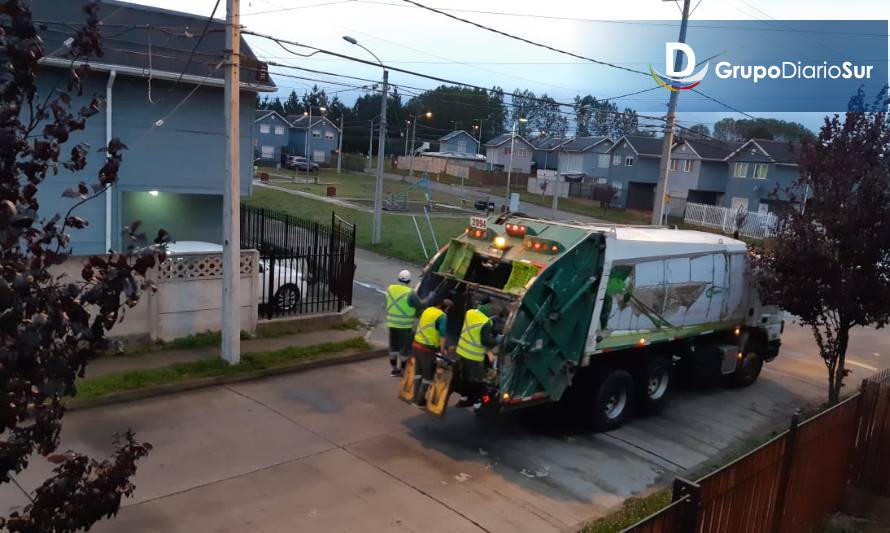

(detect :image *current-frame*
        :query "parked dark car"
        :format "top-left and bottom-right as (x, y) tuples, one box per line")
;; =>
(474, 199), (495, 212)
(286, 155), (319, 171)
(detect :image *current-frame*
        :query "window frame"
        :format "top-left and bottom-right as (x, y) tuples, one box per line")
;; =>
(260, 145), (274, 158)
(612, 154), (622, 166)
(731, 162), (749, 178)
(624, 156), (634, 166)
(312, 129), (321, 139)
(273, 125), (286, 135)
(259, 123), (270, 134)
(598, 154), (610, 168)
(753, 163), (769, 179)
(669, 158), (681, 171)
(684, 159), (694, 172)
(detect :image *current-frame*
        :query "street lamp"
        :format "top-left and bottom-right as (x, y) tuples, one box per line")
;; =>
(472, 118), (483, 154)
(408, 111), (432, 180)
(344, 35), (387, 244)
(304, 105), (326, 182)
(506, 117), (528, 206)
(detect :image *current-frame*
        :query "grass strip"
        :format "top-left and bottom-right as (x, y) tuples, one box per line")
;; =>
(78, 337), (370, 399)
(580, 490), (672, 533)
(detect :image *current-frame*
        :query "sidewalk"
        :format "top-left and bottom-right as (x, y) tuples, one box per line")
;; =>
(87, 328), (367, 379)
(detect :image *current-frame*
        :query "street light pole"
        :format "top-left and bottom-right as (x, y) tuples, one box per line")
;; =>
(336, 114), (343, 173)
(651, 0), (691, 226)
(407, 111), (431, 181)
(222, 0), (240, 365)
(505, 118), (527, 206)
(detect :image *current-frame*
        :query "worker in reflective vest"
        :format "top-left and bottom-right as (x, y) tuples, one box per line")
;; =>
(456, 298), (499, 409)
(411, 299), (453, 406)
(385, 270), (419, 377)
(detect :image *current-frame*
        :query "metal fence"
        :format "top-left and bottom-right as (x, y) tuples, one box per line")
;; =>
(241, 205), (356, 319)
(624, 371), (890, 533)
(683, 202), (779, 240)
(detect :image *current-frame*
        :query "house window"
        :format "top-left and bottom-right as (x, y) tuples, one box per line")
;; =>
(457, 141), (467, 152)
(670, 158), (681, 171)
(753, 163), (769, 179)
(503, 146), (512, 155)
(312, 130), (321, 138)
(624, 156), (634, 166)
(598, 154), (610, 168)
(516, 148), (530, 157)
(612, 154), (622, 166)
(274, 125), (286, 135)
(731, 162), (749, 178)
(261, 145), (274, 159)
(325, 131), (335, 140)
(612, 181), (623, 190)
(597, 178), (608, 184)
(312, 150), (326, 162)
(259, 123), (270, 134)
(684, 160), (694, 172)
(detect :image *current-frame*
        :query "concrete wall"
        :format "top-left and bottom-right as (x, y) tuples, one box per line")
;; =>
(33, 68), (256, 256)
(254, 113), (291, 164)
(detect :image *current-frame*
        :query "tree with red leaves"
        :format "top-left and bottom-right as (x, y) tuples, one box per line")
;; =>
(752, 101), (890, 404)
(1, 2), (168, 530)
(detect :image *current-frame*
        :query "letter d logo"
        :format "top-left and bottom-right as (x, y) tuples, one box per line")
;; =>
(666, 42), (695, 77)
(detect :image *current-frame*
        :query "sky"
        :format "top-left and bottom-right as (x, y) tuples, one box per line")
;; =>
(125, 0), (890, 134)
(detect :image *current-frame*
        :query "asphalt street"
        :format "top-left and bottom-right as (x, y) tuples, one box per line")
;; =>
(3, 248), (888, 532)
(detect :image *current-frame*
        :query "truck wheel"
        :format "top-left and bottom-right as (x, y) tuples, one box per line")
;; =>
(731, 351), (763, 387)
(639, 357), (672, 413)
(593, 369), (634, 431)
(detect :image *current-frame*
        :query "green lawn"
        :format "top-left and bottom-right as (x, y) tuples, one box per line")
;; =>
(496, 185), (652, 225)
(245, 187), (470, 265)
(77, 337), (370, 399)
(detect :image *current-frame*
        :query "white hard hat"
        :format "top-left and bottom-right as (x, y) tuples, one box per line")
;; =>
(398, 270), (412, 283)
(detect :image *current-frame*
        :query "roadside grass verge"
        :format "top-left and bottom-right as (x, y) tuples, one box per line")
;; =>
(245, 186), (468, 264)
(77, 337), (370, 399)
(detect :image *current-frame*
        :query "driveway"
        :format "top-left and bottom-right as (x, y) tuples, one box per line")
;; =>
(3, 322), (887, 532)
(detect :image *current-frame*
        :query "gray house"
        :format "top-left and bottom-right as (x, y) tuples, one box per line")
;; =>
(723, 139), (801, 214)
(484, 133), (535, 174)
(606, 135), (664, 210)
(556, 136), (613, 179)
(33, 0), (275, 255)
(287, 115), (341, 165)
(666, 137), (741, 217)
(530, 136), (570, 171)
(254, 110), (292, 165)
(438, 130), (480, 154)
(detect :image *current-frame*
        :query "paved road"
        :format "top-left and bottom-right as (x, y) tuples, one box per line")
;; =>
(4, 301), (887, 532)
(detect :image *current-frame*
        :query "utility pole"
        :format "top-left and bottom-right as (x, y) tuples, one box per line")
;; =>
(651, 0), (691, 226)
(222, 0), (240, 365)
(367, 118), (374, 172)
(551, 174), (559, 219)
(336, 114), (343, 173)
(408, 117), (418, 180)
(372, 70), (388, 244)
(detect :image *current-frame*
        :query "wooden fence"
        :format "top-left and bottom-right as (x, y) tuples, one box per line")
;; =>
(467, 167), (530, 187)
(624, 371), (890, 533)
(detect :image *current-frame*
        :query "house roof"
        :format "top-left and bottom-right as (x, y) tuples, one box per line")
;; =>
(675, 137), (741, 160)
(724, 138), (801, 164)
(439, 130), (479, 144)
(530, 136), (570, 151)
(287, 115), (341, 132)
(255, 110), (291, 124)
(33, 0), (275, 92)
(484, 133), (533, 148)
(423, 151), (486, 162)
(614, 135), (664, 156)
(559, 136), (611, 152)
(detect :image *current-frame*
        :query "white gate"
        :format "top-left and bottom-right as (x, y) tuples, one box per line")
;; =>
(683, 202), (779, 240)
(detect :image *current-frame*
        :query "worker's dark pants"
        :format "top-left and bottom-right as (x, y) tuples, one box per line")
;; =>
(388, 327), (413, 369)
(412, 342), (437, 404)
(458, 357), (485, 402)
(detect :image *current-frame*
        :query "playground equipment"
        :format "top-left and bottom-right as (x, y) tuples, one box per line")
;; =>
(385, 173), (433, 211)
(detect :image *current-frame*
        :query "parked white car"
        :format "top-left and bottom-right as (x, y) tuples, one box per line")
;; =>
(166, 241), (309, 313)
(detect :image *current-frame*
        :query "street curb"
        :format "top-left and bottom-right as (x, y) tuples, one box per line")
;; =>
(68, 347), (388, 412)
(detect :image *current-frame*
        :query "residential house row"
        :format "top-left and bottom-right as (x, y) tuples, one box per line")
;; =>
(480, 131), (802, 216)
(253, 111), (341, 166)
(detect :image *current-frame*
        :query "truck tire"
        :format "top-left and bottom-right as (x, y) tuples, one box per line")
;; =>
(638, 357), (672, 413)
(593, 369), (634, 431)
(731, 351), (763, 387)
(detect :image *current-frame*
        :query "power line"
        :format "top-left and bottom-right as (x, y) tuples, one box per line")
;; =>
(241, 0), (356, 17)
(174, 0), (221, 86)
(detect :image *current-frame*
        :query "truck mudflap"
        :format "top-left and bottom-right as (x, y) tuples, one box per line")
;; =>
(425, 362), (454, 417)
(397, 357), (418, 403)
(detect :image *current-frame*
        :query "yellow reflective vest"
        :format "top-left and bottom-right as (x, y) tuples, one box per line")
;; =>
(414, 307), (445, 348)
(385, 284), (416, 329)
(456, 308), (491, 362)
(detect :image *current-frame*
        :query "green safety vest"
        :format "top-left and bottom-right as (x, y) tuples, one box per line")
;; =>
(385, 284), (416, 329)
(456, 308), (491, 362)
(414, 307), (445, 348)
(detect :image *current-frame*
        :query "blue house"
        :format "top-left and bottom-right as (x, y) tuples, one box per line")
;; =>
(438, 130), (480, 154)
(254, 110), (293, 165)
(606, 135), (664, 210)
(32, 0), (275, 255)
(287, 115), (341, 165)
(665, 137), (741, 217)
(723, 139), (802, 214)
(530, 136), (570, 171)
(555, 136), (613, 179)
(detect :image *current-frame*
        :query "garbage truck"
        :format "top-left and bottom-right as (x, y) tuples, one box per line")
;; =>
(400, 213), (784, 430)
